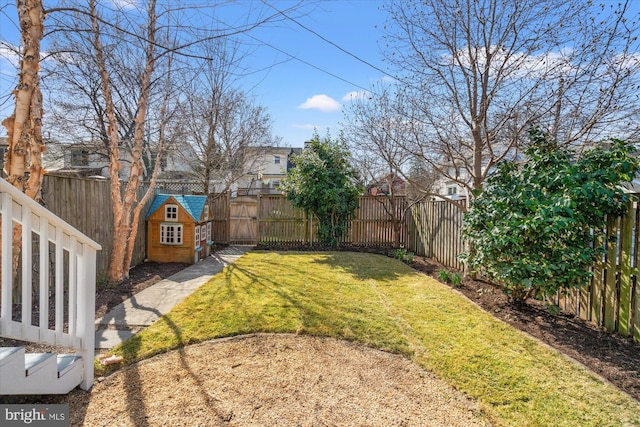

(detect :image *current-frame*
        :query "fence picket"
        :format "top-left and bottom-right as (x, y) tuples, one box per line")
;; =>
(592, 234), (605, 326)
(604, 216), (619, 331)
(619, 201), (634, 335)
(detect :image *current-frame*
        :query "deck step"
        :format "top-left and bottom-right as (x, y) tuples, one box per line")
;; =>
(0, 346), (23, 367)
(25, 352), (56, 376)
(57, 354), (82, 378)
(0, 347), (85, 394)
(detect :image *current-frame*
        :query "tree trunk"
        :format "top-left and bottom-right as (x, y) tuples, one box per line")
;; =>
(88, 0), (125, 283)
(123, 51), (172, 272)
(2, 0), (44, 193)
(106, 0), (158, 282)
(1, 0), (45, 303)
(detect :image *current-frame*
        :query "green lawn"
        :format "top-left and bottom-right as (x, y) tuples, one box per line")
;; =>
(100, 251), (640, 426)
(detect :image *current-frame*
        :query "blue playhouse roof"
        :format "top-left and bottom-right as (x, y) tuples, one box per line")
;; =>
(146, 194), (207, 222)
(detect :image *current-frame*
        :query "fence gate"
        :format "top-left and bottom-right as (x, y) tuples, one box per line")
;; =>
(230, 196), (258, 244)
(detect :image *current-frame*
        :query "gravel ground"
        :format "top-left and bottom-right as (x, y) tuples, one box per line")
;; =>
(67, 334), (491, 426)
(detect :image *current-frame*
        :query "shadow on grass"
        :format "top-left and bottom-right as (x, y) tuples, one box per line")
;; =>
(218, 258), (412, 354)
(312, 251), (414, 282)
(94, 250), (416, 423)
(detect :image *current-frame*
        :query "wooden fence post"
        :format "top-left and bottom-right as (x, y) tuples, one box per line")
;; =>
(619, 200), (634, 335)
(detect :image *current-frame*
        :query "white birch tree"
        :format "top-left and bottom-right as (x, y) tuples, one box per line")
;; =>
(1, 0), (46, 297)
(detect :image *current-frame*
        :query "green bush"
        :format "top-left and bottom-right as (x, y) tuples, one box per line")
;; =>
(450, 272), (462, 288)
(281, 132), (362, 247)
(438, 269), (451, 283)
(462, 128), (640, 302)
(394, 247), (407, 260)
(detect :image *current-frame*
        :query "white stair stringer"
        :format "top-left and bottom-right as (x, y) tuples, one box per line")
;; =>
(0, 347), (85, 395)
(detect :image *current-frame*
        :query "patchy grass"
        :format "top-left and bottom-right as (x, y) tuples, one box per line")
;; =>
(98, 251), (640, 426)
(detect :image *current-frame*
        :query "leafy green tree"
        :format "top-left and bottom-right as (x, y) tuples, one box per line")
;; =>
(281, 132), (362, 246)
(462, 128), (640, 303)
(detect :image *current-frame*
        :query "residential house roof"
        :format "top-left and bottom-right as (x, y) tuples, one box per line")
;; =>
(146, 194), (207, 222)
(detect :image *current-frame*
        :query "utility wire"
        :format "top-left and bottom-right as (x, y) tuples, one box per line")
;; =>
(262, 1), (402, 84)
(244, 32), (371, 93)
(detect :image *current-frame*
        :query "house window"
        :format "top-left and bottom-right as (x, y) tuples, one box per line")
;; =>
(160, 223), (183, 245)
(447, 186), (458, 196)
(274, 155), (281, 164)
(272, 179), (280, 189)
(207, 222), (212, 241)
(195, 224), (201, 247)
(165, 204), (178, 221)
(204, 205), (209, 221)
(70, 149), (89, 166)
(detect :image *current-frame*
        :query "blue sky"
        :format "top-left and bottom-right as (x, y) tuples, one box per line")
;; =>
(236, 0), (391, 147)
(0, 0), (391, 148)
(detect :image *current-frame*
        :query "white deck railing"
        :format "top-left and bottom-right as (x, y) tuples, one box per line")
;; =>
(0, 177), (101, 390)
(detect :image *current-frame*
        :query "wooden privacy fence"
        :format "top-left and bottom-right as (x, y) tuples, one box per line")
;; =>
(41, 175), (152, 280)
(258, 195), (313, 245)
(555, 198), (640, 342)
(406, 199), (466, 270)
(257, 195), (407, 246)
(209, 193), (230, 245)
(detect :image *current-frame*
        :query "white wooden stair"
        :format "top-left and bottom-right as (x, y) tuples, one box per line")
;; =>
(1, 178), (101, 394)
(0, 347), (85, 394)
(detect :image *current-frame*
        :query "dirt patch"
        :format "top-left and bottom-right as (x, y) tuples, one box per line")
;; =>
(74, 334), (490, 426)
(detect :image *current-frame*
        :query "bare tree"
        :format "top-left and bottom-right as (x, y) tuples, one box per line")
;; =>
(344, 84), (430, 246)
(172, 38), (278, 195)
(175, 89), (277, 194)
(383, 0), (640, 201)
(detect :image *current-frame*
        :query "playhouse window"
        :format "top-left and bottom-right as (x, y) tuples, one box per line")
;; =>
(207, 222), (212, 241)
(204, 205), (209, 221)
(160, 223), (182, 245)
(195, 224), (201, 247)
(165, 204), (178, 221)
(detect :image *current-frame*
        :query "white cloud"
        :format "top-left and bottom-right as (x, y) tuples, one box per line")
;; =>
(0, 44), (20, 68)
(342, 91), (371, 102)
(107, 0), (139, 10)
(298, 94), (341, 112)
(443, 45), (577, 80)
